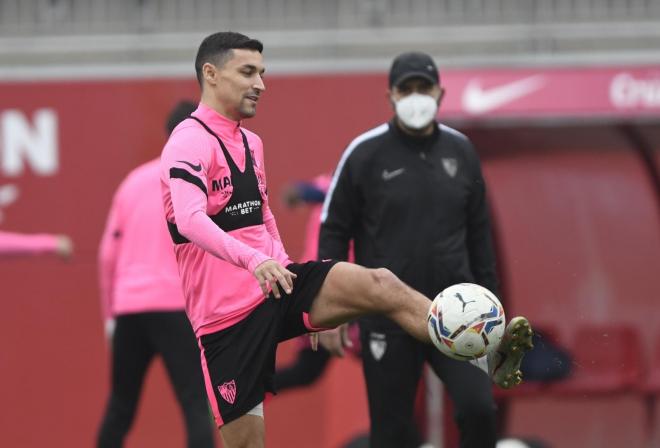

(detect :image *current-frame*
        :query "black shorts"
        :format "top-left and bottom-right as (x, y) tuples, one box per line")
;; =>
(198, 260), (338, 427)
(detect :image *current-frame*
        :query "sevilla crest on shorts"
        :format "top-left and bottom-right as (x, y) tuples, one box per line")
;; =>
(219, 380), (237, 404)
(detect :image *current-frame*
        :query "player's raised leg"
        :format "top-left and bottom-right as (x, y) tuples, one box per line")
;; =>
(308, 261), (534, 389)
(308, 262), (432, 343)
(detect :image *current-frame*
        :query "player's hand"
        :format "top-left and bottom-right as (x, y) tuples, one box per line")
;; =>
(317, 324), (353, 357)
(56, 235), (73, 259)
(253, 259), (297, 299)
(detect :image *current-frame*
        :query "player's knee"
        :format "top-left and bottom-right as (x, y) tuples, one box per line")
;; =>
(221, 430), (264, 448)
(366, 268), (401, 305)
(220, 415), (265, 448)
(370, 267), (397, 287)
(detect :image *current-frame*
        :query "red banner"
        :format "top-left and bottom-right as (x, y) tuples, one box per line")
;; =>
(440, 65), (660, 118)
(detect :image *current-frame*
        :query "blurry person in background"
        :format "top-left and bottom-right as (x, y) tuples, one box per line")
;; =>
(275, 175), (334, 390)
(319, 52), (522, 448)
(0, 230), (72, 258)
(281, 174), (331, 263)
(96, 100), (215, 448)
(275, 174), (361, 391)
(0, 183), (73, 258)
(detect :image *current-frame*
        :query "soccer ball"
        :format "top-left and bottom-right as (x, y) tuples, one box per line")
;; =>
(427, 283), (505, 360)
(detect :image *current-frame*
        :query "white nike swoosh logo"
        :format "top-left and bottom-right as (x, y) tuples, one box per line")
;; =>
(462, 75), (545, 114)
(382, 168), (405, 181)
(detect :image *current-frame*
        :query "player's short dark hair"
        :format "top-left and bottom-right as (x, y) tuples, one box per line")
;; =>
(165, 100), (197, 134)
(194, 31), (263, 87)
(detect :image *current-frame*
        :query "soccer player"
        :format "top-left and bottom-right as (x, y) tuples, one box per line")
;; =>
(0, 230), (72, 258)
(275, 174), (359, 391)
(96, 101), (214, 448)
(160, 31), (532, 448)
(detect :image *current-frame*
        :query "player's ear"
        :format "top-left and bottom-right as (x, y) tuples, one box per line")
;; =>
(202, 62), (218, 86)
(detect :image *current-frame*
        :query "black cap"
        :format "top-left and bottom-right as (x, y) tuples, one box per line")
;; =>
(389, 52), (439, 88)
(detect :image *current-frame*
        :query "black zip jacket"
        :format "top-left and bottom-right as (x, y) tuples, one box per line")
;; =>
(318, 119), (499, 332)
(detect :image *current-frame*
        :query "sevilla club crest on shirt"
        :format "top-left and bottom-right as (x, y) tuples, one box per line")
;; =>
(369, 332), (387, 361)
(442, 158), (458, 178)
(219, 380), (237, 404)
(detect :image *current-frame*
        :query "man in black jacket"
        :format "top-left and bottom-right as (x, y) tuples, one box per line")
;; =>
(319, 52), (530, 448)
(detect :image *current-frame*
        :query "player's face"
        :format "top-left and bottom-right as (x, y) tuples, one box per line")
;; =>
(208, 49), (266, 120)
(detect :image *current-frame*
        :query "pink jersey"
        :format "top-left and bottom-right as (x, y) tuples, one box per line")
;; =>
(99, 159), (185, 321)
(160, 103), (290, 336)
(0, 231), (60, 256)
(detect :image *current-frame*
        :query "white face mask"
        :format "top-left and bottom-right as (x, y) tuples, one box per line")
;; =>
(394, 93), (438, 130)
